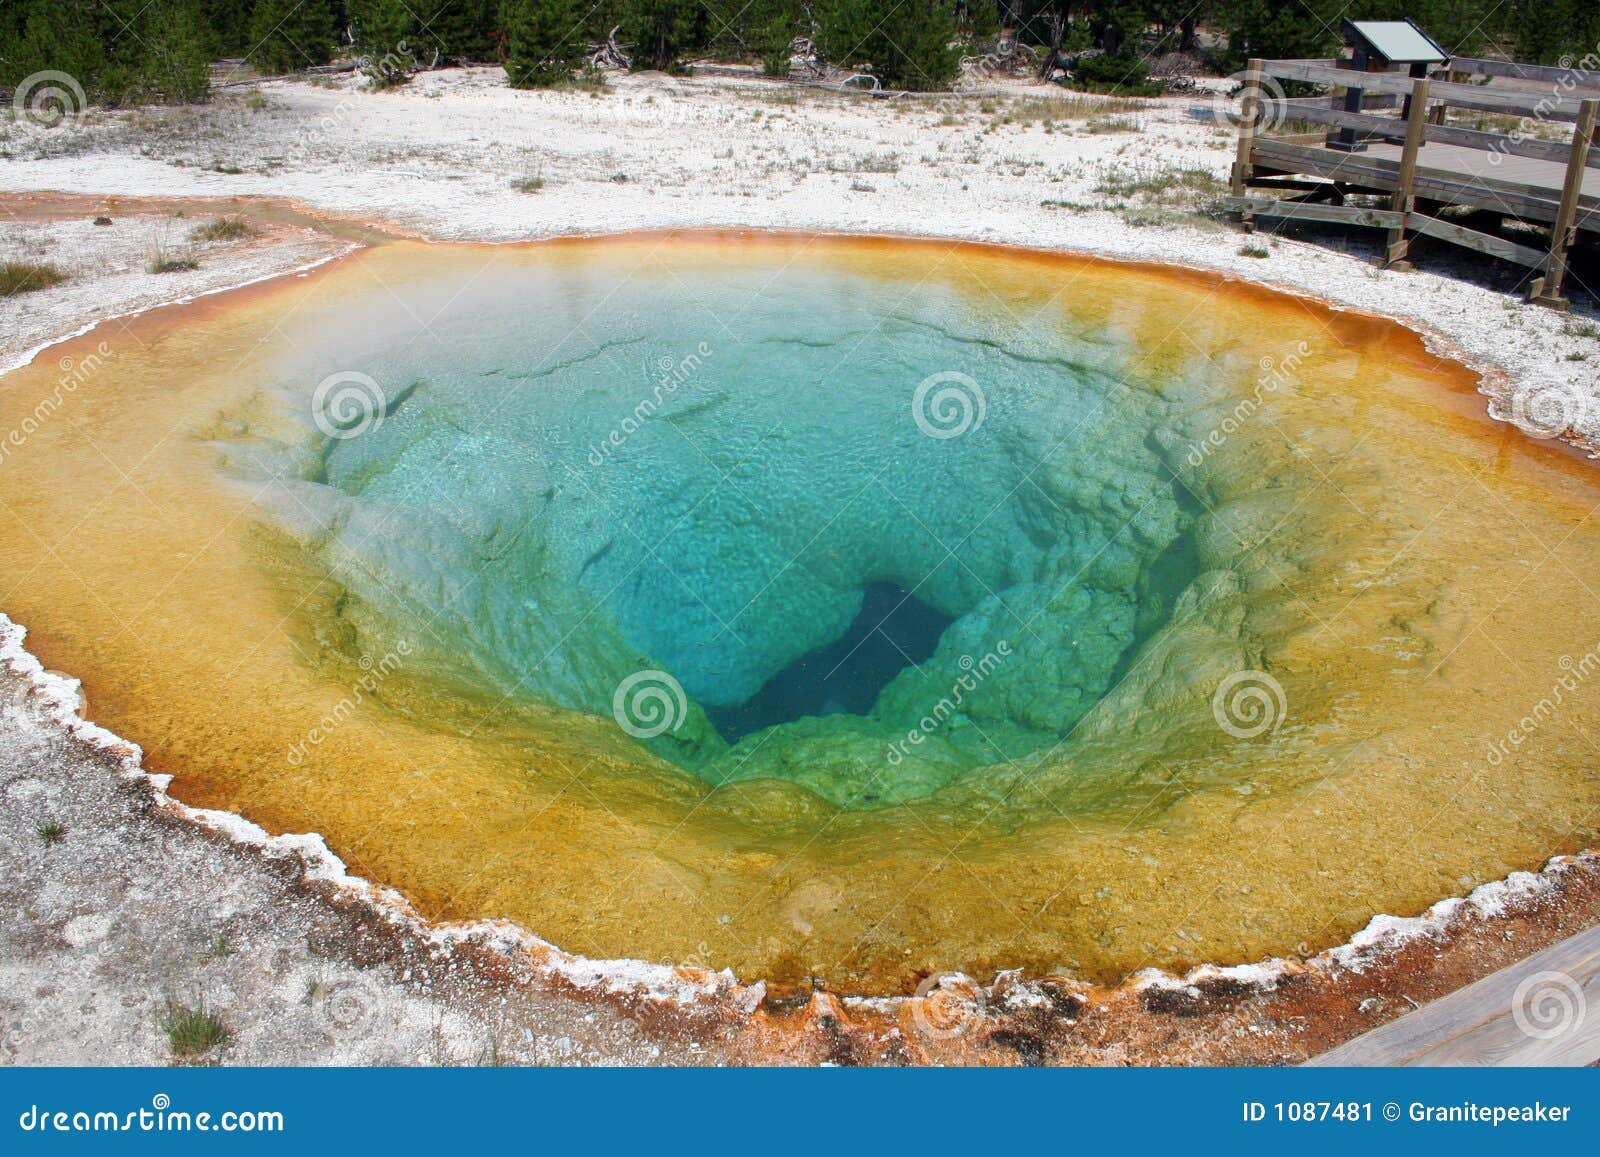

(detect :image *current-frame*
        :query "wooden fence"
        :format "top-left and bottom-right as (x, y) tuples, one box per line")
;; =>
(1223, 55), (1600, 306)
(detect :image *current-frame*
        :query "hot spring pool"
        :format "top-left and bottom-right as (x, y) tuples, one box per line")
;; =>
(4, 232), (1599, 995)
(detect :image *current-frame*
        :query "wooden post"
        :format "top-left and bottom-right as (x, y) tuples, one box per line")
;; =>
(1382, 77), (1430, 270)
(1230, 58), (1264, 198)
(1530, 97), (1598, 308)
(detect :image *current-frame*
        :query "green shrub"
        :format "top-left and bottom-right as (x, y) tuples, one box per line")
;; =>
(505, 0), (586, 88)
(161, 997), (229, 1060)
(248, 0), (335, 75)
(137, 2), (211, 103)
(812, 0), (959, 92)
(621, 0), (701, 74)
(348, 0), (417, 87)
(415, 0), (501, 64)
(1067, 52), (1161, 97)
(146, 236), (199, 273)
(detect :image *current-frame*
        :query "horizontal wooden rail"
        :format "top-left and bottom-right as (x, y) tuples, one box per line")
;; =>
(1250, 137), (1593, 226)
(1261, 58), (1590, 122)
(1436, 55), (1600, 91)
(1221, 196), (1549, 269)
(1276, 97), (1600, 168)
(1221, 195), (1403, 228)
(1405, 211), (1549, 267)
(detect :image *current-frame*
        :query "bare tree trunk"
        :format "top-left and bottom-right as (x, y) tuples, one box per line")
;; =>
(1038, 12), (1066, 79)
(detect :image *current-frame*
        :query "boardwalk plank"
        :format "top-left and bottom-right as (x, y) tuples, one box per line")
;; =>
(1306, 924), (1600, 1066)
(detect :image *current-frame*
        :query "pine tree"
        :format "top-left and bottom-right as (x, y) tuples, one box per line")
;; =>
(248, 0), (336, 75)
(417, 0), (500, 63)
(1512, 0), (1600, 65)
(812, 0), (959, 92)
(505, 0), (586, 87)
(140, 1), (212, 103)
(620, 0), (701, 73)
(8, 0), (106, 90)
(348, 0), (418, 84)
(1213, 0), (1342, 70)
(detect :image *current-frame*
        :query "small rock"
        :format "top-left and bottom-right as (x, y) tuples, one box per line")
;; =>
(93, 217), (113, 226)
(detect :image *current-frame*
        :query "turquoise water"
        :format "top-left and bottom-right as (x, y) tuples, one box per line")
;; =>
(249, 254), (1200, 807)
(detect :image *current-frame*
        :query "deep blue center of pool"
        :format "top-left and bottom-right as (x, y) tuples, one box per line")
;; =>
(264, 253), (1202, 806)
(706, 582), (954, 743)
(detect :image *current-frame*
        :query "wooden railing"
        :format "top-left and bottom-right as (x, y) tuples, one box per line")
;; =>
(1227, 55), (1600, 306)
(1261, 57), (1597, 122)
(1433, 55), (1600, 88)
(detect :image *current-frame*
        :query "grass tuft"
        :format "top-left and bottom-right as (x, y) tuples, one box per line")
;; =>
(146, 237), (199, 274)
(37, 820), (66, 846)
(161, 997), (229, 1060)
(189, 215), (256, 243)
(0, 260), (67, 296)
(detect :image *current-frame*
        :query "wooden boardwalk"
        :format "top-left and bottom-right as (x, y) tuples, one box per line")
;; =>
(1307, 924), (1600, 1066)
(1224, 55), (1600, 305)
